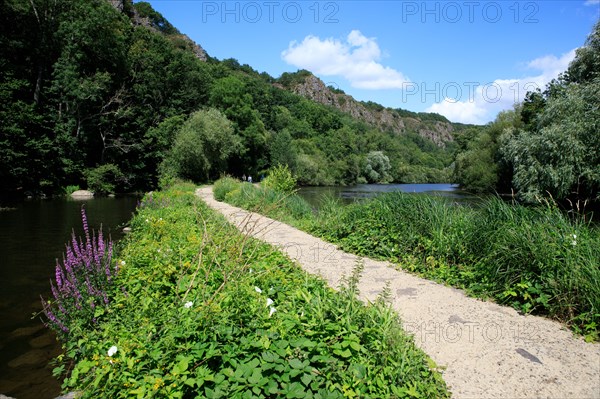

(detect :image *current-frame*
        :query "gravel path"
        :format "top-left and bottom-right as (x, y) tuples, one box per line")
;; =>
(197, 187), (600, 399)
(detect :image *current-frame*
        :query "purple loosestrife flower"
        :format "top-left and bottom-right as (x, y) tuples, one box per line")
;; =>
(41, 206), (115, 337)
(55, 261), (64, 291)
(82, 207), (92, 254)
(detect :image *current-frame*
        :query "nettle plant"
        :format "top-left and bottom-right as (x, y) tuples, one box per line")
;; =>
(40, 207), (116, 339)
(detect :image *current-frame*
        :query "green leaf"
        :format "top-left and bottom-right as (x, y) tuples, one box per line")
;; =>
(289, 358), (304, 369)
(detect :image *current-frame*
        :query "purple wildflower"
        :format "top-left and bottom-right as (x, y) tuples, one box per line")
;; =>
(40, 206), (116, 338)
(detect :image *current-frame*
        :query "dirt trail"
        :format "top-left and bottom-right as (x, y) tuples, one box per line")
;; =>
(196, 187), (600, 399)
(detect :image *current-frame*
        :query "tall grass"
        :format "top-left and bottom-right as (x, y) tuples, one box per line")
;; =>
(213, 178), (313, 224)
(213, 178), (600, 340)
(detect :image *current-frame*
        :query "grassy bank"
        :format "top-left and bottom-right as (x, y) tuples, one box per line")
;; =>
(214, 178), (600, 341)
(47, 182), (448, 398)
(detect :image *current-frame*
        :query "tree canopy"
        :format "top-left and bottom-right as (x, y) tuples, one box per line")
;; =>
(0, 0), (471, 199)
(453, 20), (600, 206)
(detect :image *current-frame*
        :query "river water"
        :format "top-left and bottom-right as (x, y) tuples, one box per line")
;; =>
(0, 196), (139, 399)
(297, 183), (478, 208)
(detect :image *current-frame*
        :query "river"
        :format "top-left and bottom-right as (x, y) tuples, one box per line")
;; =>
(297, 183), (479, 208)
(0, 196), (139, 399)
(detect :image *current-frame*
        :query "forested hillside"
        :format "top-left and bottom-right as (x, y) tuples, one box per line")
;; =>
(453, 20), (599, 207)
(0, 0), (471, 199)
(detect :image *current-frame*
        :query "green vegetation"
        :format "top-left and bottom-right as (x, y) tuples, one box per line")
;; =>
(215, 178), (600, 341)
(262, 165), (298, 195)
(47, 183), (449, 398)
(454, 21), (600, 209)
(160, 108), (242, 182)
(1, 0), (460, 200)
(85, 163), (125, 195)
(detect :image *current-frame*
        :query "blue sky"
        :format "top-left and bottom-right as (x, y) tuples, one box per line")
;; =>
(142, 1), (599, 124)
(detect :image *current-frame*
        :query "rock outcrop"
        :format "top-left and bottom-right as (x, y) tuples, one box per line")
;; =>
(106, 0), (208, 61)
(287, 74), (455, 147)
(70, 190), (94, 200)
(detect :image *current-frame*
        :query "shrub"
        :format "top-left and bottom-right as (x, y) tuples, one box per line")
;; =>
(262, 164), (297, 194)
(213, 176), (240, 201)
(85, 164), (125, 195)
(64, 185), (80, 195)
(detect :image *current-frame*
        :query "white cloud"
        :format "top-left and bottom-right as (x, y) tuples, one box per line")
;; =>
(281, 30), (410, 89)
(584, 0), (599, 6)
(427, 100), (488, 125)
(425, 49), (576, 124)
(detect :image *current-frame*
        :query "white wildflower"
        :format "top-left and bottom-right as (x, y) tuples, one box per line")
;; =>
(269, 307), (276, 317)
(266, 298), (274, 307)
(184, 301), (193, 308)
(254, 286), (262, 294)
(120, 260), (126, 266)
(107, 345), (118, 357)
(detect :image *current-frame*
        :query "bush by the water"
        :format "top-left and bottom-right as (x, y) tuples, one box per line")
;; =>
(261, 165), (298, 195)
(49, 183), (448, 398)
(214, 178), (600, 341)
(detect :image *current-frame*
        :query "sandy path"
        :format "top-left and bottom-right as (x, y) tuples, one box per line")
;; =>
(196, 187), (600, 399)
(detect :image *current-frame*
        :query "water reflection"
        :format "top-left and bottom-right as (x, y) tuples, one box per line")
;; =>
(0, 196), (138, 399)
(297, 183), (479, 208)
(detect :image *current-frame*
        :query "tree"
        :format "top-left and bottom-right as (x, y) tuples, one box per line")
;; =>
(501, 79), (600, 203)
(453, 108), (521, 193)
(566, 20), (600, 84)
(499, 21), (600, 204)
(364, 151), (392, 183)
(269, 129), (297, 170)
(162, 108), (242, 182)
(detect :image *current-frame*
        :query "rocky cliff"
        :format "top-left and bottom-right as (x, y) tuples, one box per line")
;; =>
(286, 74), (455, 147)
(107, 0), (207, 61)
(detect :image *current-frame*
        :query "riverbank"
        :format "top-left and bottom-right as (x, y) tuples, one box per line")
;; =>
(0, 195), (139, 399)
(200, 184), (600, 398)
(45, 183), (447, 398)
(214, 178), (600, 341)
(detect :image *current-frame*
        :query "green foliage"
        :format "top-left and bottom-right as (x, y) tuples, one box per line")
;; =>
(454, 22), (600, 206)
(216, 178), (312, 224)
(453, 108), (522, 193)
(262, 165), (297, 195)
(219, 186), (600, 340)
(454, 132), (498, 193)
(55, 183), (448, 398)
(213, 176), (241, 201)
(269, 129), (297, 170)
(277, 70), (313, 89)
(566, 20), (600, 84)
(162, 108), (242, 182)
(86, 164), (125, 195)
(64, 185), (80, 195)
(501, 79), (600, 203)
(133, 2), (180, 35)
(364, 151), (392, 183)
(0, 0), (465, 198)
